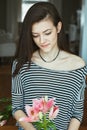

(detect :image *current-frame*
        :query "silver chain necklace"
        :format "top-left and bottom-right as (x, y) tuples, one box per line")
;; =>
(38, 50), (60, 63)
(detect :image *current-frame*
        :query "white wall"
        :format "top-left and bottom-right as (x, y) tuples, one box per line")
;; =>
(80, 0), (87, 64)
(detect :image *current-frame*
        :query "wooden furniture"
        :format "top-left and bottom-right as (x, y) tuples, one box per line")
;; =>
(79, 126), (87, 130)
(80, 80), (87, 130)
(0, 126), (18, 130)
(0, 65), (11, 98)
(0, 126), (86, 130)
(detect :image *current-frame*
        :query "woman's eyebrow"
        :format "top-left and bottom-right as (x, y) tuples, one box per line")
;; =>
(43, 29), (52, 33)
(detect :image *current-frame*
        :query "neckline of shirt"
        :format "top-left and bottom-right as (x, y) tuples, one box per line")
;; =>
(31, 61), (87, 73)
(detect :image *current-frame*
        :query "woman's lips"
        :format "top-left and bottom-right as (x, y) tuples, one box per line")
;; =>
(41, 44), (49, 48)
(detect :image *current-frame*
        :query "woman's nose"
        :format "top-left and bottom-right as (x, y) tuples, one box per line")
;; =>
(40, 35), (45, 44)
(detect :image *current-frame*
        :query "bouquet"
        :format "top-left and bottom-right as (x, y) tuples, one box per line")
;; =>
(19, 96), (59, 130)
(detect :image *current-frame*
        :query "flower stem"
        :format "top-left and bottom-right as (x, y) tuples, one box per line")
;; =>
(43, 114), (47, 130)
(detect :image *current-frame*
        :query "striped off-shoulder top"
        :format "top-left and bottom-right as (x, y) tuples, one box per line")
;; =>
(12, 61), (87, 130)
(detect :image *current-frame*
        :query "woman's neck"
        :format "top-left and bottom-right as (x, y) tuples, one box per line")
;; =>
(39, 48), (60, 63)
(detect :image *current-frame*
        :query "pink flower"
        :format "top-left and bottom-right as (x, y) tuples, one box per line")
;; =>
(32, 98), (43, 112)
(33, 96), (55, 113)
(49, 106), (59, 120)
(46, 98), (55, 110)
(19, 96), (59, 129)
(19, 105), (39, 122)
(0, 120), (7, 126)
(42, 97), (55, 113)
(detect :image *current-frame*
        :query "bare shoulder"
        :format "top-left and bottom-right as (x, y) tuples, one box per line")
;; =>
(68, 53), (86, 69)
(60, 51), (86, 70)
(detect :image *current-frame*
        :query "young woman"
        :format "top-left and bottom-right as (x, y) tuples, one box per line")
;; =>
(12, 2), (87, 130)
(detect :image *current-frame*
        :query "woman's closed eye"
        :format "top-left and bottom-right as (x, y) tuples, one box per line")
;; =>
(45, 32), (52, 35)
(32, 31), (52, 38)
(32, 35), (39, 38)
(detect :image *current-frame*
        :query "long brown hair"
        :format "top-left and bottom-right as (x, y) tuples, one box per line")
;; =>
(13, 2), (69, 76)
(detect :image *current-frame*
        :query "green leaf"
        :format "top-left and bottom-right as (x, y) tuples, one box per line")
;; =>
(0, 97), (12, 121)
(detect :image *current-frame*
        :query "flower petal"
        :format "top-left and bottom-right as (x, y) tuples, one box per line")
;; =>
(49, 106), (59, 120)
(25, 105), (32, 116)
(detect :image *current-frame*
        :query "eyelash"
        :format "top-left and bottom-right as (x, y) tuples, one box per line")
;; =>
(45, 32), (51, 35)
(32, 35), (39, 38)
(32, 32), (52, 38)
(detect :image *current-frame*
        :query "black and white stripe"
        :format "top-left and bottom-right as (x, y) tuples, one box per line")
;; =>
(12, 62), (87, 130)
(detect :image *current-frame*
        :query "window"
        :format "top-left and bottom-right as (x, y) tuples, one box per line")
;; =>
(21, 0), (48, 22)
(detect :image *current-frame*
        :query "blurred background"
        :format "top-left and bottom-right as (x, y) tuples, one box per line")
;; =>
(0, 0), (87, 128)
(0, 0), (87, 65)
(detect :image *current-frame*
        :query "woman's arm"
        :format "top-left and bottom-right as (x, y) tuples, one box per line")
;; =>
(12, 61), (35, 129)
(14, 110), (36, 130)
(68, 118), (81, 130)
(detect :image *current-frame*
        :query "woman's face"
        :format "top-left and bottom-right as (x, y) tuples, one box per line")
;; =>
(32, 19), (61, 53)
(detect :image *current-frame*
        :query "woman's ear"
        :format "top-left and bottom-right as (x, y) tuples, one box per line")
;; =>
(57, 21), (62, 33)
